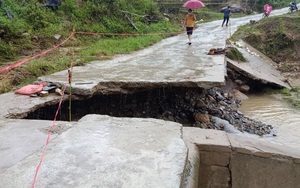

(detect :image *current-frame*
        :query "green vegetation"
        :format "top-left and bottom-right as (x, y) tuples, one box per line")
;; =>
(193, 7), (223, 22)
(0, 0), (172, 61)
(226, 46), (247, 62)
(275, 87), (300, 109)
(193, 7), (246, 23)
(231, 12), (300, 63)
(0, 0), (180, 93)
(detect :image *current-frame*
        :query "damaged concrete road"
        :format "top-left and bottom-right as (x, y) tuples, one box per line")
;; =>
(0, 6), (296, 188)
(1, 116), (300, 188)
(35, 7), (290, 96)
(0, 7), (291, 119)
(38, 20), (231, 96)
(0, 116), (188, 187)
(226, 40), (290, 89)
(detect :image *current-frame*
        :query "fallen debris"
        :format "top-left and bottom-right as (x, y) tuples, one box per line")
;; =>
(55, 88), (63, 96)
(207, 48), (226, 55)
(125, 14), (138, 30)
(15, 81), (63, 97)
(15, 82), (46, 95)
(250, 20), (257, 24)
(38, 91), (49, 97)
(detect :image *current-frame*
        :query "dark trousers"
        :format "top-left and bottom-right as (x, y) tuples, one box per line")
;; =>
(222, 16), (229, 26)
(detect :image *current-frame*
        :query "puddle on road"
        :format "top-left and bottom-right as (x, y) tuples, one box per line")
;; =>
(240, 93), (300, 148)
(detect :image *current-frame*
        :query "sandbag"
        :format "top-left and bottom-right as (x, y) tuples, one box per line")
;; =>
(15, 83), (46, 95)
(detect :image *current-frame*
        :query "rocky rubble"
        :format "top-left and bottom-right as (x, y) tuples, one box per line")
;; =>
(192, 87), (274, 136)
(157, 87), (275, 136)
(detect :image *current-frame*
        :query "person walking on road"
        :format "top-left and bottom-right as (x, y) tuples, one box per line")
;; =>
(184, 9), (196, 45)
(222, 6), (231, 27)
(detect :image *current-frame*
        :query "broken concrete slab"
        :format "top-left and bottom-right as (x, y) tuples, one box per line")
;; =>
(38, 20), (228, 96)
(0, 92), (67, 119)
(227, 40), (290, 89)
(0, 7), (296, 188)
(182, 127), (201, 188)
(0, 119), (72, 173)
(0, 115), (188, 188)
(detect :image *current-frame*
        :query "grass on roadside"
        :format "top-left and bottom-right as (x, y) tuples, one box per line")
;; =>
(79, 35), (163, 57)
(195, 8), (223, 22)
(0, 77), (12, 93)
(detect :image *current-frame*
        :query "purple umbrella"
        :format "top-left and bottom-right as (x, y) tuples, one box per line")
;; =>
(182, 0), (205, 9)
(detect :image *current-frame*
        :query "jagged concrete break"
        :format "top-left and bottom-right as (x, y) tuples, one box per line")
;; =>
(38, 10), (232, 96)
(1, 117), (300, 188)
(226, 40), (290, 89)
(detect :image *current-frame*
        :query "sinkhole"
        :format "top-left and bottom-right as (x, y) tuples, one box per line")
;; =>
(24, 87), (207, 125)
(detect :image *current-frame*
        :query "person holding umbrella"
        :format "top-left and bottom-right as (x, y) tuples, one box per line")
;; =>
(182, 0), (205, 45)
(184, 9), (196, 45)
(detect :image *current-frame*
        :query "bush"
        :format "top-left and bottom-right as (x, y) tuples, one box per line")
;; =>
(0, 40), (17, 61)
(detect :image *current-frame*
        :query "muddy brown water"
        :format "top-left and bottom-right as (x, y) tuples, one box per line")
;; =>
(240, 93), (300, 149)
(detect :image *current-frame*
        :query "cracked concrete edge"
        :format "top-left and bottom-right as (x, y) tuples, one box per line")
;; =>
(225, 39), (290, 89)
(183, 127), (300, 161)
(0, 91), (71, 119)
(37, 79), (226, 96)
(183, 127), (300, 160)
(182, 128), (200, 188)
(182, 128), (232, 188)
(227, 134), (300, 160)
(1, 116), (188, 188)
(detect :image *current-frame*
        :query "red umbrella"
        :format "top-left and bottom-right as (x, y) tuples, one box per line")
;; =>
(182, 0), (205, 9)
(263, 4), (273, 15)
